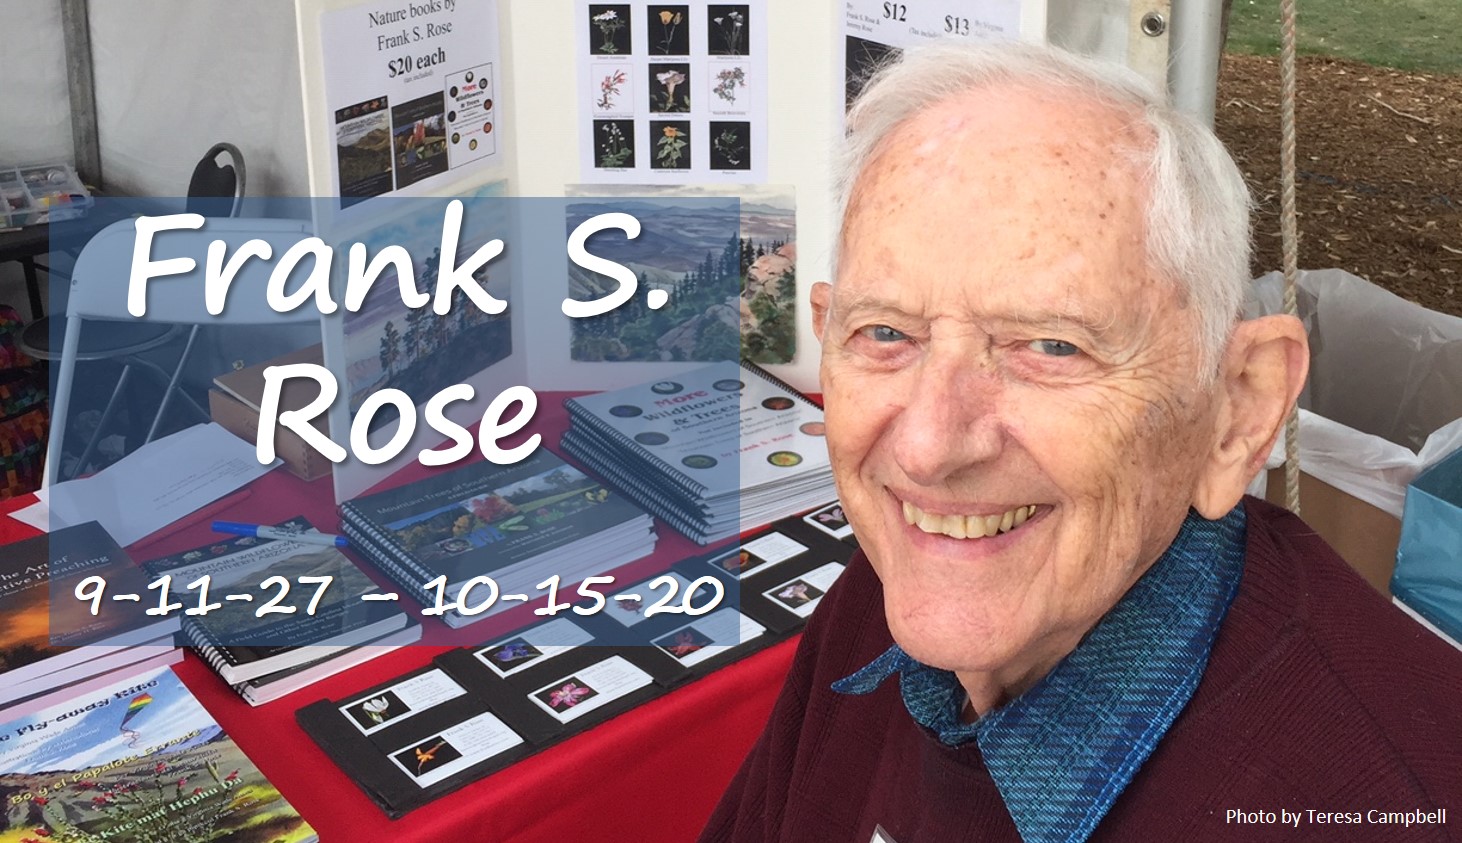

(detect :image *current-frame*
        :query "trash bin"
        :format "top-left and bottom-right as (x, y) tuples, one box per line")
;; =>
(1246, 269), (1462, 593)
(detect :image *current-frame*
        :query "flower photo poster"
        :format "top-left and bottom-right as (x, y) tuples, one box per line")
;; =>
(578, 1), (768, 183)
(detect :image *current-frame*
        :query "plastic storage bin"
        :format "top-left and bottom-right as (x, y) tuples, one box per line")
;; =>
(0, 163), (94, 228)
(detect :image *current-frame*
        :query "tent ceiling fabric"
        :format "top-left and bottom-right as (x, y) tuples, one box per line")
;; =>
(87, 0), (311, 198)
(0, 0), (74, 166)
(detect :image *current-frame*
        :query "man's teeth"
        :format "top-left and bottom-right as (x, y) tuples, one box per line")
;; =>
(901, 501), (1036, 539)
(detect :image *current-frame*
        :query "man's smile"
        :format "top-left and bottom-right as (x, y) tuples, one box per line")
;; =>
(894, 498), (1045, 540)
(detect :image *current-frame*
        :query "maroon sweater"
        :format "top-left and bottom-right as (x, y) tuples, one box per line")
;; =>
(700, 499), (1462, 842)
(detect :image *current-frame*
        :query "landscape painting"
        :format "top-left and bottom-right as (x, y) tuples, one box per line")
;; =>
(340, 187), (513, 422)
(564, 184), (796, 364)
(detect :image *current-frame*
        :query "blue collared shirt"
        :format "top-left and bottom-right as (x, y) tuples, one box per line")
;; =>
(832, 506), (1247, 843)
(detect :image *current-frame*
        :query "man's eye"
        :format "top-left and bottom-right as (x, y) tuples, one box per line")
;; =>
(1028, 339), (1080, 357)
(864, 325), (908, 343)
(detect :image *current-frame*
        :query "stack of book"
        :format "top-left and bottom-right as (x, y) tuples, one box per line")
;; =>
(340, 449), (657, 628)
(561, 361), (837, 544)
(144, 517), (420, 706)
(0, 665), (316, 841)
(1, 523), (182, 721)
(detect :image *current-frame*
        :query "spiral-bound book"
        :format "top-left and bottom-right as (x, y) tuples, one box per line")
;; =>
(562, 360), (837, 538)
(143, 517), (409, 685)
(339, 449), (655, 626)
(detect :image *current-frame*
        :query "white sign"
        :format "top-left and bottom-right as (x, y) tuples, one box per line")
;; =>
(320, 0), (503, 206)
(839, 0), (1031, 126)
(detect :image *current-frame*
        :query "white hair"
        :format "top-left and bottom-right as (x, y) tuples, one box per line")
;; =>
(835, 40), (1252, 379)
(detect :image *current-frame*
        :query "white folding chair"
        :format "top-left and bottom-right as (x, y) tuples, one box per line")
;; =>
(45, 216), (320, 484)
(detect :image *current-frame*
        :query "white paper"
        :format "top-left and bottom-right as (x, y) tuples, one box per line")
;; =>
(527, 655), (654, 723)
(44, 423), (278, 547)
(651, 608), (765, 667)
(388, 711), (524, 787)
(340, 668), (468, 735)
(474, 617), (596, 677)
(8, 487), (50, 532)
(711, 531), (808, 579)
(764, 561), (845, 618)
(577, 1), (768, 183)
(839, 0), (1023, 132)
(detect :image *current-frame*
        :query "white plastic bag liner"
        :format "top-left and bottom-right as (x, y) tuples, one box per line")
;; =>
(1246, 269), (1462, 518)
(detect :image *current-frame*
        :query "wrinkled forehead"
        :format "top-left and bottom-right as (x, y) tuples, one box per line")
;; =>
(835, 83), (1182, 328)
(846, 82), (1154, 228)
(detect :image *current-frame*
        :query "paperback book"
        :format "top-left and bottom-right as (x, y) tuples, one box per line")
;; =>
(2, 523), (179, 704)
(0, 665), (316, 842)
(562, 360), (836, 541)
(232, 621), (423, 706)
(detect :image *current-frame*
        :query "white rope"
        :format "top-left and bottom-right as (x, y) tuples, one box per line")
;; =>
(1279, 0), (1302, 514)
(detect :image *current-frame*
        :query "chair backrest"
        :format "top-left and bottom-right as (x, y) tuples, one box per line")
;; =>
(186, 143), (247, 218)
(67, 217), (323, 326)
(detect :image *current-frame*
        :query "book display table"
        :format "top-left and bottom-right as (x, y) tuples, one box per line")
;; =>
(0, 393), (802, 841)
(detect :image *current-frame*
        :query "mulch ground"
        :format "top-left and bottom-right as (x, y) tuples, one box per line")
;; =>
(1215, 53), (1462, 316)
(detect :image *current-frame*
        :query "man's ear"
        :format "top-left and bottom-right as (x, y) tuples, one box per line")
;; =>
(1193, 314), (1310, 518)
(811, 282), (833, 343)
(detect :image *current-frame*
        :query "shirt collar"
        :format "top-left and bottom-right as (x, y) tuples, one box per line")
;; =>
(833, 505), (1247, 843)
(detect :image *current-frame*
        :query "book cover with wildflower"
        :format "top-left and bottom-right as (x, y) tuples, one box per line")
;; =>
(0, 666), (315, 843)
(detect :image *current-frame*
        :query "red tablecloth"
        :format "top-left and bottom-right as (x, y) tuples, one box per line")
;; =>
(0, 395), (798, 842)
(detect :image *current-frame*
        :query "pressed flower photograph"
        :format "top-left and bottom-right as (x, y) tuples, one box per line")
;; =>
(345, 689), (407, 729)
(483, 638), (543, 670)
(707, 5), (750, 55)
(709, 121), (751, 170)
(648, 5), (689, 55)
(772, 579), (824, 610)
(654, 626), (716, 661)
(650, 121), (691, 170)
(648, 62), (691, 113)
(392, 735), (464, 779)
(708, 62), (748, 111)
(536, 678), (599, 712)
(593, 119), (636, 169)
(588, 4), (632, 55)
(593, 63), (632, 113)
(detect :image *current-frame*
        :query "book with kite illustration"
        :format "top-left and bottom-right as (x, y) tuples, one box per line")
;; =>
(0, 666), (316, 842)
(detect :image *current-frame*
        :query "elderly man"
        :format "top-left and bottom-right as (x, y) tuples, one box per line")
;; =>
(701, 42), (1461, 843)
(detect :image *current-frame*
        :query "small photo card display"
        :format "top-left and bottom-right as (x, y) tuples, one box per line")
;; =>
(528, 655), (653, 723)
(387, 711), (525, 788)
(763, 561), (846, 618)
(605, 571), (697, 627)
(712, 531), (808, 579)
(803, 501), (855, 540)
(651, 609), (766, 668)
(475, 617), (596, 678)
(341, 668), (468, 735)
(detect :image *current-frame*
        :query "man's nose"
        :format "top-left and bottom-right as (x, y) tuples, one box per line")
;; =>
(889, 351), (1005, 486)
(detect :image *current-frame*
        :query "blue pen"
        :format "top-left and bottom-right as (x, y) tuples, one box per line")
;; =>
(212, 520), (349, 549)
